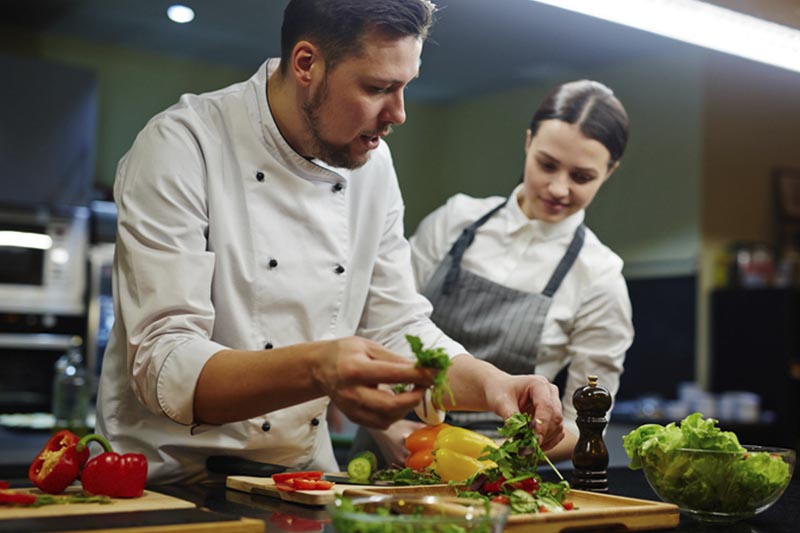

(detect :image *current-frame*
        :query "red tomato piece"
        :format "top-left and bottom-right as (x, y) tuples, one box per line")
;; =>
(490, 495), (510, 505)
(273, 471), (323, 483)
(563, 501), (575, 510)
(482, 476), (506, 494)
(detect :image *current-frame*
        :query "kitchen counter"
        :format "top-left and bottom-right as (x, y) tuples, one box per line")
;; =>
(4, 467), (792, 532)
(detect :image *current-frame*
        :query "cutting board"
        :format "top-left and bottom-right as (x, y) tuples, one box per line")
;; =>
(505, 490), (679, 532)
(226, 474), (453, 506)
(227, 475), (679, 531)
(0, 487), (195, 520)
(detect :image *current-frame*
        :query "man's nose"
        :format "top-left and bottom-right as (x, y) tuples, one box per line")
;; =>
(382, 90), (406, 126)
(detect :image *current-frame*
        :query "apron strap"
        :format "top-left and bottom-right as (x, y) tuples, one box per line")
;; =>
(442, 201), (506, 295)
(542, 224), (586, 297)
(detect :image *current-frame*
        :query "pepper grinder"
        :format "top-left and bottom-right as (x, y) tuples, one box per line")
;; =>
(571, 375), (611, 492)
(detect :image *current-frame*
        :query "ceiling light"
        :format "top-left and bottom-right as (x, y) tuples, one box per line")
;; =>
(167, 4), (195, 24)
(529, 0), (800, 74)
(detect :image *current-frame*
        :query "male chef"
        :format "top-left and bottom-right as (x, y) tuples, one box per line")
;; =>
(96, 0), (564, 483)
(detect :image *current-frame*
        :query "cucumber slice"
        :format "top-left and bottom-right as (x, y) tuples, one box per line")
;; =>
(347, 451), (377, 482)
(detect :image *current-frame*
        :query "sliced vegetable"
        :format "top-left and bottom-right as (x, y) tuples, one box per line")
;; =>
(273, 471), (323, 483)
(347, 452), (377, 482)
(28, 429), (90, 494)
(0, 489), (37, 506)
(75, 434), (148, 498)
(275, 475), (335, 492)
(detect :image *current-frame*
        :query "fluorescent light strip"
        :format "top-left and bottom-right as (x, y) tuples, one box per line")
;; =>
(0, 231), (53, 250)
(530, 0), (800, 74)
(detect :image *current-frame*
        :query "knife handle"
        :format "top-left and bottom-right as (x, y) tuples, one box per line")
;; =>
(206, 456), (287, 477)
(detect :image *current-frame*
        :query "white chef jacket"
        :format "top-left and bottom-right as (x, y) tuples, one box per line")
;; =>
(95, 59), (465, 484)
(410, 186), (633, 435)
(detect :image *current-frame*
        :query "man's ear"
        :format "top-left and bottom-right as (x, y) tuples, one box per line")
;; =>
(290, 40), (320, 88)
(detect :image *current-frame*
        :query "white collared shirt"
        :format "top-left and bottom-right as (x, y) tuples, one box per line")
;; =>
(96, 59), (465, 483)
(410, 186), (633, 433)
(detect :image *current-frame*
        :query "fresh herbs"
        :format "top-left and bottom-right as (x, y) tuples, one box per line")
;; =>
(458, 413), (572, 514)
(370, 467), (443, 486)
(405, 334), (454, 409)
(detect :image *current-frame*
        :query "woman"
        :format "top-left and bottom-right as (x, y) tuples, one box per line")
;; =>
(351, 79), (634, 466)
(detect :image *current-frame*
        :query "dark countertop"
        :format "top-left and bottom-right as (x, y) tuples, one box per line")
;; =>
(1, 424), (797, 532)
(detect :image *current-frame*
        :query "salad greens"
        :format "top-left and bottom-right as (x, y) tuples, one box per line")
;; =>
(405, 334), (455, 409)
(458, 413), (572, 514)
(623, 412), (792, 513)
(369, 466), (443, 485)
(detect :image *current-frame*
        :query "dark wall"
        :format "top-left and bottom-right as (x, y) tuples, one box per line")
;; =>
(616, 275), (697, 401)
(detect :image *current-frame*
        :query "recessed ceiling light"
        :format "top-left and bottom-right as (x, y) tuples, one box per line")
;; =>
(528, 0), (800, 74)
(167, 4), (195, 24)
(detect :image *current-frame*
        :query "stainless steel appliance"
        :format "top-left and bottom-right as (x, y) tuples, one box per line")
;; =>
(0, 206), (89, 413)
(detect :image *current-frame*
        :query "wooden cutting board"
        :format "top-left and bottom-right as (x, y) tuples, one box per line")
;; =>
(505, 490), (679, 532)
(226, 474), (453, 506)
(227, 475), (679, 531)
(0, 487), (195, 520)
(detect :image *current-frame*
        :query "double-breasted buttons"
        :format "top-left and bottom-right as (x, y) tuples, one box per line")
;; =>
(332, 182), (344, 193)
(264, 342), (273, 350)
(310, 418), (320, 427)
(268, 258), (278, 268)
(256, 171), (265, 182)
(261, 421), (271, 432)
(334, 264), (345, 275)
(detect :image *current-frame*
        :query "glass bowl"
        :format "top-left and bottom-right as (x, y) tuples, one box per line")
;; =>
(327, 494), (509, 533)
(641, 445), (795, 523)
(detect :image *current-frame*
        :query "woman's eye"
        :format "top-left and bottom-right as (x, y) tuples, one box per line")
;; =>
(537, 160), (557, 172)
(571, 173), (592, 184)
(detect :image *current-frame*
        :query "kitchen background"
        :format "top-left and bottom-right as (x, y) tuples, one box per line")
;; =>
(0, 0), (798, 473)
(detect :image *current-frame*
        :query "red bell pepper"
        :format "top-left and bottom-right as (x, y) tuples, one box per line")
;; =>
(28, 429), (90, 494)
(0, 489), (38, 506)
(75, 434), (148, 498)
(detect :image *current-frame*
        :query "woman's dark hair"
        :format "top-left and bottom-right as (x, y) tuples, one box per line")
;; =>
(280, 0), (437, 75)
(530, 80), (629, 167)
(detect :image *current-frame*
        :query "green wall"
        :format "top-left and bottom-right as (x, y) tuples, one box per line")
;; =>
(3, 28), (705, 278)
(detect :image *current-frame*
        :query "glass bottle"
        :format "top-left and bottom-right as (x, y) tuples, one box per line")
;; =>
(51, 336), (90, 436)
(571, 375), (611, 492)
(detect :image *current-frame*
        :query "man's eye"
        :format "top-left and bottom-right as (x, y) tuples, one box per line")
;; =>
(371, 86), (390, 94)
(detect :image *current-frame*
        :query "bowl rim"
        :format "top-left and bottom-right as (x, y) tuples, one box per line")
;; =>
(673, 445), (796, 455)
(327, 494), (510, 524)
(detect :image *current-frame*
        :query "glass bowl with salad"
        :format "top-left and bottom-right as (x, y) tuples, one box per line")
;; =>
(328, 494), (509, 533)
(624, 413), (796, 523)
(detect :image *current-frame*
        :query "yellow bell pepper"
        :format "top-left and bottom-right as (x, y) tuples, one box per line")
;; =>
(434, 427), (498, 458)
(432, 427), (498, 482)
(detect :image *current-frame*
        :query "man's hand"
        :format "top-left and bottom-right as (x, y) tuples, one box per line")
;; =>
(313, 337), (435, 429)
(447, 356), (564, 451)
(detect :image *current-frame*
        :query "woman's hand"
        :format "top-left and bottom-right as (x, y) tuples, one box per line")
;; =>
(368, 419), (425, 468)
(312, 337), (435, 429)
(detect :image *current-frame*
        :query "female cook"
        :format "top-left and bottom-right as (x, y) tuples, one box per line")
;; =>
(354, 79), (634, 465)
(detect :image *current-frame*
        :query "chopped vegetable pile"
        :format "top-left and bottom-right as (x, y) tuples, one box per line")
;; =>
(623, 412), (792, 513)
(458, 413), (573, 514)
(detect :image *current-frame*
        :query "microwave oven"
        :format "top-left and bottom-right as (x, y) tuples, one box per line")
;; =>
(0, 206), (88, 316)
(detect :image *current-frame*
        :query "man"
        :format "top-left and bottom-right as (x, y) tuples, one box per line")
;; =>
(96, 0), (563, 484)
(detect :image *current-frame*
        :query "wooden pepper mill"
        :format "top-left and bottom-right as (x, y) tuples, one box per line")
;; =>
(571, 375), (611, 492)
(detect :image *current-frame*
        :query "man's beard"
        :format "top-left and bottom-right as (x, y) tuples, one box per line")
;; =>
(302, 77), (370, 170)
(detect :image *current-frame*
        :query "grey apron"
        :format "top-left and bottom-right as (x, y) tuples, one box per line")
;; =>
(422, 201), (585, 434)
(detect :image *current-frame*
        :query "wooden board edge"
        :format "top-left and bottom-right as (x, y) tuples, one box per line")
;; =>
(53, 516), (266, 533)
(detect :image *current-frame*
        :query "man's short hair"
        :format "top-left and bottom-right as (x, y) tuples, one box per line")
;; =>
(280, 0), (436, 74)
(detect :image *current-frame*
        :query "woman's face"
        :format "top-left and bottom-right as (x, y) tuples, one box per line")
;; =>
(519, 119), (618, 223)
